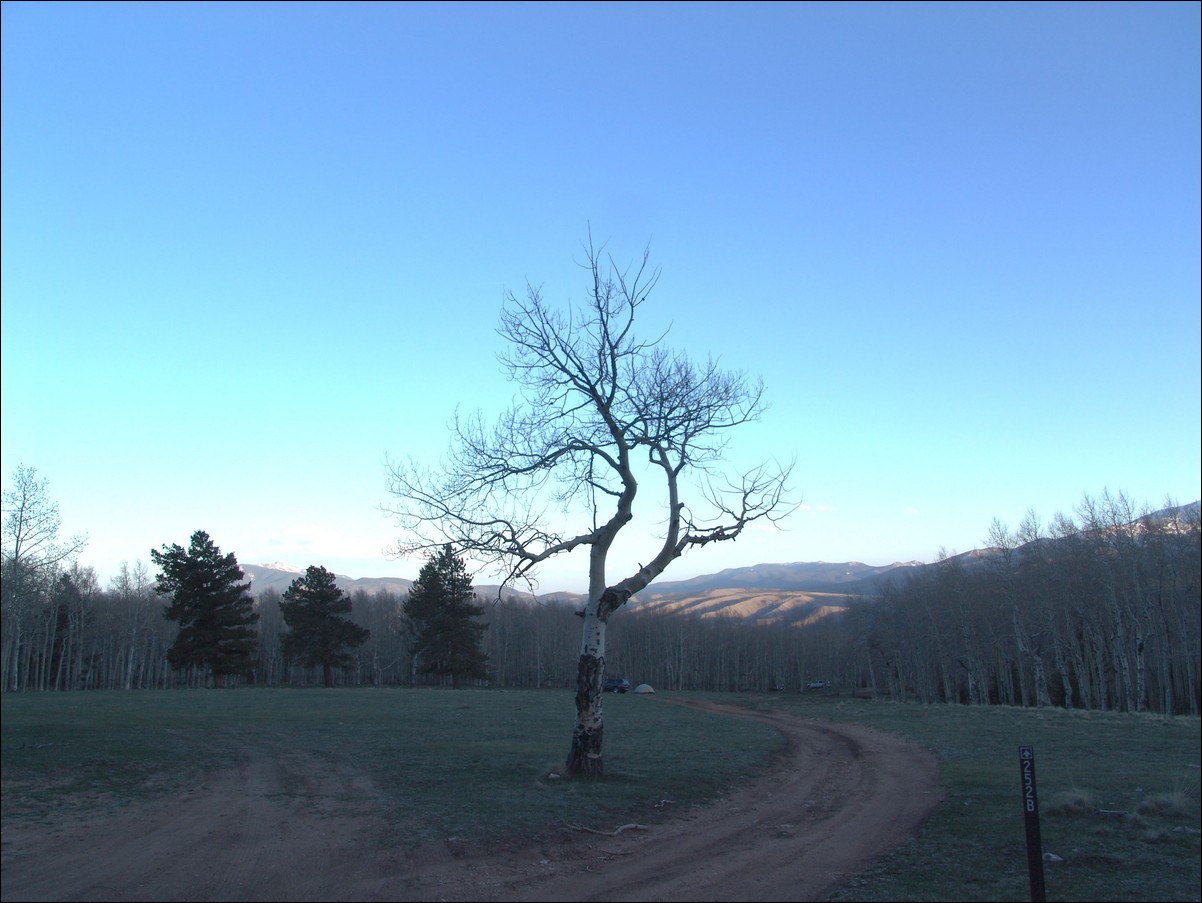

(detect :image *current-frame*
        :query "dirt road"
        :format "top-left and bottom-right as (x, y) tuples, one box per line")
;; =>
(1, 700), (943, 902)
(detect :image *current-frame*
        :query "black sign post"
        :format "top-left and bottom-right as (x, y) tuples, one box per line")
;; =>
(1019, 746), (1046, 902)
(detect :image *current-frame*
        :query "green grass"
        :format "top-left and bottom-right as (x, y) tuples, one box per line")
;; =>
(0, 687), (780, 846)
(2, 688), (1199, 901)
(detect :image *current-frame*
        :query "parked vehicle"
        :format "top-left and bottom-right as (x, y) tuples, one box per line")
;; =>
(602, 677), (632, 693)
(805, 679), (831, 690)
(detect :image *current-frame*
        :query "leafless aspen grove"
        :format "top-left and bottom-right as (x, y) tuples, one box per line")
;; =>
(3, 494), (1198, 716)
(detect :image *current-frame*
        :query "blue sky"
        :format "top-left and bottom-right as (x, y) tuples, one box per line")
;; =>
(3, 1), (1199, 594)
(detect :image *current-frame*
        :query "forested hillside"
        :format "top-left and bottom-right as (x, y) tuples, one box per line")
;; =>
(2, 495), (1198, 715)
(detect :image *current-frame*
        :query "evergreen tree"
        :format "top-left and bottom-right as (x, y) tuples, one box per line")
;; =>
(151, 530), (259, 687)
(403, 545), (489, 688)
(279, 565), (370, 687)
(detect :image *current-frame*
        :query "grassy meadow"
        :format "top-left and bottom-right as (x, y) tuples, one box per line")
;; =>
(737, 692), (1201, 902)
(2, 687), (1198, 902)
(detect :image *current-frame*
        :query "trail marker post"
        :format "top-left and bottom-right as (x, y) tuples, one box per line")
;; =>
(1019, 745), (1047, 902)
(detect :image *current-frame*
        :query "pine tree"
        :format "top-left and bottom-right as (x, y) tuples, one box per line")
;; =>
(279, 565), (370, 687)
(403, 545), (489, 688)
(151, 530), (259, 687)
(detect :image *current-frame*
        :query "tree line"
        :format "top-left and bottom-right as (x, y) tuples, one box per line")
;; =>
(3, 467), (1198, 714)
(827, 492), (1200, 715)
(0, 553), (839, 695)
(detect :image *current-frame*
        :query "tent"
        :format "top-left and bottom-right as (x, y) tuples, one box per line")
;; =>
(633, 683), (655, 694)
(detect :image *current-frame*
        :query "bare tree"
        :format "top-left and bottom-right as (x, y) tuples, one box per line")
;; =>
(385, 235), (793, 775)
(1, 465), (88, 690)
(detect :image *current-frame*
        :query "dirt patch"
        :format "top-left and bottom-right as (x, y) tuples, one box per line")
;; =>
(1, 700), (943, 902)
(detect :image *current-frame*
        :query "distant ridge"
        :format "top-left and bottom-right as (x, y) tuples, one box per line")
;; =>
(240, 565), (414, 599)
(642, 560), (924, 595)
(239, 557), (918, 601)
(238, 559), (902, 625)
(240, 559), (914, 603)
(238, 500), (1198, 624)
(239, 565), (551, 605)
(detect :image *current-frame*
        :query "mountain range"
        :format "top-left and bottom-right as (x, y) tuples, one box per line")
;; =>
(241, 500), (1198, 626)
(240, 557), (939, 626)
